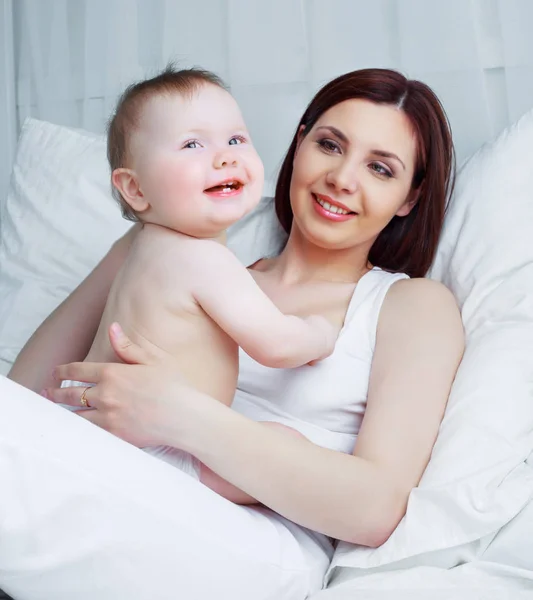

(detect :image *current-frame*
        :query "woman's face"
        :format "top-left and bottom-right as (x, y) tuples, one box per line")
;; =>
(289, 99), (418, 252)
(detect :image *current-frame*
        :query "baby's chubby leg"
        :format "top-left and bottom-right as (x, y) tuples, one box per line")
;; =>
(199, 422), (306, 505)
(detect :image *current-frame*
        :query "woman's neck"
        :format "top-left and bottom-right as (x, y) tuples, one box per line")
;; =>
(267, 230), (372, 285)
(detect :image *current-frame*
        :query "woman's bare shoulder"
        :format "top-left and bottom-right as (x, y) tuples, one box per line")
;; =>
(383, 277), (460, 323)
(374, 276), (464, 377)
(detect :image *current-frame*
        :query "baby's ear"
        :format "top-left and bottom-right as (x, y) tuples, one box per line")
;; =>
(112, 168), (150, 213)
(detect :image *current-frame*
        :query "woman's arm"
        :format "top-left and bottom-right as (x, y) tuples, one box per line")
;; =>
(47, 278), (464, 546)
(8, 225), (140, 393)
(189, 279), (463, 544)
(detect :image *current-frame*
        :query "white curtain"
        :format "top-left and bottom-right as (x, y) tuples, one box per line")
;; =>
(0, 0), (16, 202)
(3, 0), (533, 197)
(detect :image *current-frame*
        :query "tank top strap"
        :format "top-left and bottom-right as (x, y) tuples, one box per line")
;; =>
(341, 267), (410, 353)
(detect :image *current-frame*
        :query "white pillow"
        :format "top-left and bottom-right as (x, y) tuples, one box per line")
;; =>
(329, 109), (533, 575)
(0, 118), (285, 375)
(0, 119), (129, 373)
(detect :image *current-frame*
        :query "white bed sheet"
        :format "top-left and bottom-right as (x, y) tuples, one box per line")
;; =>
(313, 561), (533, 599)
(311, 479), (533, 599)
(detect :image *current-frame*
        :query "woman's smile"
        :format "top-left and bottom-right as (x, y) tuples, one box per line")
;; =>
(312, 193), (357, 222)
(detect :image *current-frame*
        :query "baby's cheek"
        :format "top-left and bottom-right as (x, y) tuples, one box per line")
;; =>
(154, 163), (196, 197)
(254, 153), (265, 180)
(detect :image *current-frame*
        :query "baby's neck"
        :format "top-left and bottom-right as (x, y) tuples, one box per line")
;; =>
(214, 230), (227, 245)
(140, 222), (227, 245)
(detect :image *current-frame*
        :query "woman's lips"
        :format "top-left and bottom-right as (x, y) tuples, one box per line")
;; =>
(312, 194), (356, 222)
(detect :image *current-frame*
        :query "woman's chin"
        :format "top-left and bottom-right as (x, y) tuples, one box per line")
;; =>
(293, 218), (358, 251)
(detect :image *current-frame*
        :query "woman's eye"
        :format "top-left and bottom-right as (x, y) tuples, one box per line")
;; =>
(370, 162), (393, 178)
(183, 140), (201, 149)
(317, 139), (341, 153)
(229, 136), (246, 145)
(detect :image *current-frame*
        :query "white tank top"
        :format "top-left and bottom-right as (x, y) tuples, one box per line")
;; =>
(232, 267), (409, 453)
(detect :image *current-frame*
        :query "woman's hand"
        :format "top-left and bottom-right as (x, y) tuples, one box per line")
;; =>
(43, 323), (203, 450)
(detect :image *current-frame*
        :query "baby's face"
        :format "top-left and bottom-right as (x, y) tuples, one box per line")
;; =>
(129, 84), (264, 237)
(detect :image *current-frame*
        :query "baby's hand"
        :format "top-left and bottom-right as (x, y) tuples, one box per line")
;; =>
(304, 315), (338, 364)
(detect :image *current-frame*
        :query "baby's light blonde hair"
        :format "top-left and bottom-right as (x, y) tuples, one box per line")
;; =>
(107, 64), (228, 221)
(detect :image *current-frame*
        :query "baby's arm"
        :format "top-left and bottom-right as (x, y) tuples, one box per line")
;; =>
(191, 243), (337, 368)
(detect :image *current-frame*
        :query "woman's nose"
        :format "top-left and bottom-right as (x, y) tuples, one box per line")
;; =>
(326, 162), (358, 194)
(214, 150), (238, 169)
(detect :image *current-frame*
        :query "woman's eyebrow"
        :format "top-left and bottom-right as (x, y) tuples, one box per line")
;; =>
(372, 150), (406, 171)
(316, 126), (406, 170)
(316, 125), (348, 143)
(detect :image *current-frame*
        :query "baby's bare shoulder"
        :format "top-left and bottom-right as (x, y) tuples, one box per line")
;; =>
(129, 228), (236, 292)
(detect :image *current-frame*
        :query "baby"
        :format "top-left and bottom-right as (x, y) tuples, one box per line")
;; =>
(61, 66), (335, 502)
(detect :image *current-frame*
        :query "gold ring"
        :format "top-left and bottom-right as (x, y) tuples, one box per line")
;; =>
(80, 387), (91, 408)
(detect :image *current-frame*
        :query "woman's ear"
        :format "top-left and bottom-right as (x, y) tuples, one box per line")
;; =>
(112, 168), (150, 213)
(295, 124), (306, 153)
(396, 188), (420, 217)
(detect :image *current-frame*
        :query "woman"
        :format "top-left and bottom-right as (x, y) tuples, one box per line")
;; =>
(4, 69), (463, 599)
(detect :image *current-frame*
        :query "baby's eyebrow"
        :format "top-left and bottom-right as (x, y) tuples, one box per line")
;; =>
(180, 126), (249, 137)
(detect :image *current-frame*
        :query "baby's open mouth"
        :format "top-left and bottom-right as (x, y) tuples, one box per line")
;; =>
(205, 180), (243, 193)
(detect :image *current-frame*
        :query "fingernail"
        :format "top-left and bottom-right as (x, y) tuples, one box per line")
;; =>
(110, 322), (121, 336)
(41, 389), (49, 400)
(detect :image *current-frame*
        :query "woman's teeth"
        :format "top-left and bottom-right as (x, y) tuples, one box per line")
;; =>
(316, 196), (350, 215)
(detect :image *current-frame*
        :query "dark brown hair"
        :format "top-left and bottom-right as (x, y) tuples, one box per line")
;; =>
(107, 64), (227, 221)
(275, 69), (455, 277)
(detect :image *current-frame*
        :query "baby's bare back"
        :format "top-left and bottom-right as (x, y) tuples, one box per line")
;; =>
(86, 225), (238, 405)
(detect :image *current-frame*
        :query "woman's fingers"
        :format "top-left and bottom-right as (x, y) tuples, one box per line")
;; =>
(44, 384), (98, 408)
(109, 322), (152, 365)
(53, 361), (104, 385)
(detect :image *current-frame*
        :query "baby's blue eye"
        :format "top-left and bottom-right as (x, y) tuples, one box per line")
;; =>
(229, 136), (245, 145)
(184, 140), (200, 149)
